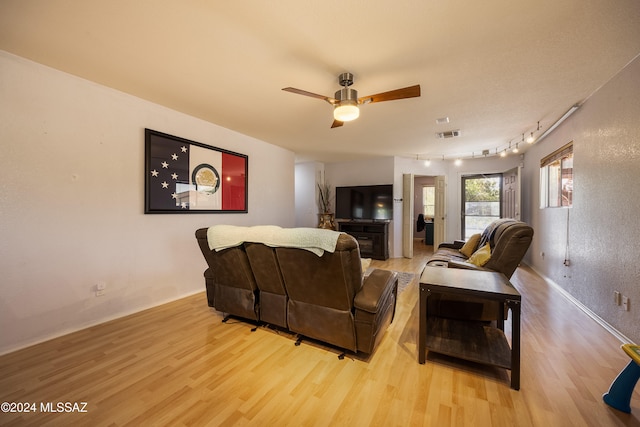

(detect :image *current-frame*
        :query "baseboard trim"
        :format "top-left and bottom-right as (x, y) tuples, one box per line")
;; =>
(528, 265), (635, 345)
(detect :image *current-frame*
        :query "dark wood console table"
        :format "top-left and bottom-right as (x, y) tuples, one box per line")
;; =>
(418, 267), (522, 390)
(337, 221), (389, 260)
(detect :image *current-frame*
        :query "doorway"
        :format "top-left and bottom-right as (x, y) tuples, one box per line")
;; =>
(403, 174), (446, 258)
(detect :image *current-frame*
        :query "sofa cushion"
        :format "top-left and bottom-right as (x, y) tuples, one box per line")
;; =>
(459, 233), (481, 258)
(468, 243), (491, 266)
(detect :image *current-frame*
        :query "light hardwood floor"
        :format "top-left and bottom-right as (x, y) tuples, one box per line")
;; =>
(1, 241), (638, 426)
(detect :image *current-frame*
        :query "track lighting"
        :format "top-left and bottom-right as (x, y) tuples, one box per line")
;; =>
(415, 154), (431, 167)
(418, 113), (578, 162)
(526, 132), (535, 144)
(536, 106), (579, 143)
(527, 121), (541, 143)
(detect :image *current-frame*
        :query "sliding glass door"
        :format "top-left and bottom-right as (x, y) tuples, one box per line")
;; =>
(461, 174), (502, 239)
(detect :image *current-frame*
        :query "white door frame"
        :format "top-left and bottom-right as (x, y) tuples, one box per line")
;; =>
(402, 173), (414, 258)
(433, 175), (446, 249)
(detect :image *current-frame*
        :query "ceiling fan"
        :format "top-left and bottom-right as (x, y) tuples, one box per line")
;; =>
(282, 73), (421, 128)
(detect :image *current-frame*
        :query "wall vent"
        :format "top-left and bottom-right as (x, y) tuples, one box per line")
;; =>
(436, 130), (461, 139)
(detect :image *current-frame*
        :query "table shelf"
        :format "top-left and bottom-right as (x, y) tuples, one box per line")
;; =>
(425, 317), (512, 369)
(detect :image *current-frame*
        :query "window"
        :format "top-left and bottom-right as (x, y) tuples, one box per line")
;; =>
(540, 142), (573, 208)
(422, 186), (435, 219)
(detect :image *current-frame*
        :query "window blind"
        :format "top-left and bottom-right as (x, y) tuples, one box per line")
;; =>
(540, 141), (573, 167)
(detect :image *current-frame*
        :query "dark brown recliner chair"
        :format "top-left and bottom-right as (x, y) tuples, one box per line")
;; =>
(195, 228), (259, 322)
(276, 233), (398, 354)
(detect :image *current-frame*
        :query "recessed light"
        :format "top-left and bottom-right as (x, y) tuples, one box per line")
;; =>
(436, 117), (450, 125)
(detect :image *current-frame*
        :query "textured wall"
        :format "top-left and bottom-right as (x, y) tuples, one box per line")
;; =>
(522, 55), (640, 343)
(0, 51), (295, 354)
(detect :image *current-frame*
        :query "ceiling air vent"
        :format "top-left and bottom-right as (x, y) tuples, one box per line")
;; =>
(436, 130), (461, 139)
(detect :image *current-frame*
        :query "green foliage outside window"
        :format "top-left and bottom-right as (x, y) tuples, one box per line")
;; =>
(464, 178), (500, 202)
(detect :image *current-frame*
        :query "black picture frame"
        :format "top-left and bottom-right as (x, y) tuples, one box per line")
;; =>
(144, 129), (248, 214)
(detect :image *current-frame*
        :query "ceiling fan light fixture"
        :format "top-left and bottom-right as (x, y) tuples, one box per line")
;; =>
(283, 73), (420, 127)
(333, 102), (359, 122)
(333, 86), (360, 122)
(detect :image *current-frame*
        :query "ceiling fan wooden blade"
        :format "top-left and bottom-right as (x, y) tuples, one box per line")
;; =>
(358, 85), (421, 104)
(282, 87), (337, 104)
(331, 119), (344, 128)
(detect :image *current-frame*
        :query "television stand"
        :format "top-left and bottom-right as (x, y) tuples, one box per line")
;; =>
(337, 221), (389, 260)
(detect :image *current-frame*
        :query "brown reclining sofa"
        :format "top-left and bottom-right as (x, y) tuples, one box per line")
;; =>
(425, 218), (533, 320)
(195, 225), (398, 355)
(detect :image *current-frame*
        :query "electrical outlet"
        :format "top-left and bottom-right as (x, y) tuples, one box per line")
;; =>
(614, 291), (621, 306)
(622, 296), (630, 311)
(95, 282), (106, 297)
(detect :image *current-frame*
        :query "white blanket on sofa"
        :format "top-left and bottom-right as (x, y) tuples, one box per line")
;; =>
(207, 225), (341, 256)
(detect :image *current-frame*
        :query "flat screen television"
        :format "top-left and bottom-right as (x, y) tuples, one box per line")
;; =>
(335, 184), (393, 221)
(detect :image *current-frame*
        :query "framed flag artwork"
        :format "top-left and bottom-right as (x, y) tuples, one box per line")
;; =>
(144, 129), (248, 213)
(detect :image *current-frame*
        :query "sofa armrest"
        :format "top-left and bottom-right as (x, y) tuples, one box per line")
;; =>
(438, 240), (465, 250)
(447, 259), (490, 271)
(354, 269), (398, 314)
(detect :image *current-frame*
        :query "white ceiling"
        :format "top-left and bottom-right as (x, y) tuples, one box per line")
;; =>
(1, 1), (640, 163)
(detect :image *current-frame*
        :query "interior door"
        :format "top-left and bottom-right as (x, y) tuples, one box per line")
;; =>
(402, 173), (414, 258)
(502, 167), (521, 220)
(433, 175), (446, 249)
